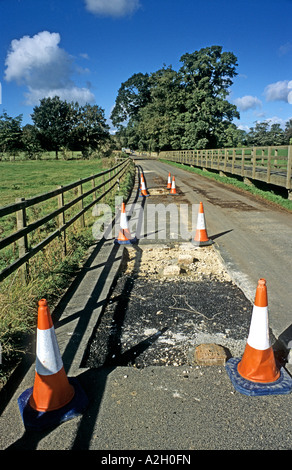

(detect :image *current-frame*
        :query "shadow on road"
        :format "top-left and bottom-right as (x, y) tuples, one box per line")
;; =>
(5, 163), (166, 450)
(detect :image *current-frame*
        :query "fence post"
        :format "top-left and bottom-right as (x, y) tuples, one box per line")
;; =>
(57, 186), (67, 258)
(110, 169), (114, 200)
(267, 147), (272, 183)
(252, 147), (256, 179)
(92, 175), (96, 201)
(102, 173), (106, 202)
(286, 145), (292, 197)
(78, 180), (85, 228)
(232, 148), (236, 174)
(241, 148), (245, 176)
(16, 197), (29, 283)
(224, 149), (227, 172)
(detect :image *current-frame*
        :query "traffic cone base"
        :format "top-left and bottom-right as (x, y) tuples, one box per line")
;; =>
(17, 299), (88, 430)
(114, 230), (137, 245)
(192, 233), (214, 246)
(225, 357), (292, 396)
(18, 377), (88, 431)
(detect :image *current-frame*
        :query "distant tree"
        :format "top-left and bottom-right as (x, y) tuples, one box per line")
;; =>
(246, 121), (285, 146)
(31, 96), (73, 159)
(268, 123), (285, 146)
(220, 123), (248, 148)
(246, 122), (270, 146)
(0, 111), (23, 159)
(284, 119), (292, 144)
(70, 103), (110, 158)
(22, 124), (42, 159)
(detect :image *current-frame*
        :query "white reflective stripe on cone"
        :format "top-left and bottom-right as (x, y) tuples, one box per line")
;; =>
(36, 326), (63, 376)
(247, 305), (270, 350)
(196, 213), (206, 230)
(120, 212), (129, 229)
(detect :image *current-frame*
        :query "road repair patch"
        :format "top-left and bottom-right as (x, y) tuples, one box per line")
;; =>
(84, 243), (261, 369)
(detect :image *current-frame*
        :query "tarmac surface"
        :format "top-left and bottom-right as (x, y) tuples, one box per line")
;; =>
(0, 156), (292, 455)
(85, 273), (252, 369)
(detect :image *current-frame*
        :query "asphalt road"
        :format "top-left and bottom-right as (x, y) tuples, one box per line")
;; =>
(135, 157), (292, 351)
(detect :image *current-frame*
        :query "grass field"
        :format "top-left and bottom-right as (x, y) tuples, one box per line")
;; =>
(0, 159), (109, 207)
(0, 158), (121, 267)
(0, 156), (135, 387)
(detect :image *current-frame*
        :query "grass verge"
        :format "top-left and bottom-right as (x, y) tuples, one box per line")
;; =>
(0, 157), (136, 389)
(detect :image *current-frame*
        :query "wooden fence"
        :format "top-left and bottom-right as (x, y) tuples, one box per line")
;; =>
(0, 157), (132, 283)
(159, 145), (292, 196)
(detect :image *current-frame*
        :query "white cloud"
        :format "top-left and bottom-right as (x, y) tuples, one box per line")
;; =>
(279, 42), (292, 56)
(234, 95), (262, 111)
(84, 0), (140, 17)
(4, 31), (95, 105)
(264, 80), (291, 102)
(237, 124), (251, 132)
(264, 116), (287, 128)
(24, 86), (95, 106)
(288, 80), (292, 104)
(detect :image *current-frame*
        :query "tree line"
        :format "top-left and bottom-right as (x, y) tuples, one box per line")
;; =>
(1, 45), (292, 160)
(0, 96), (111, 160)
(111, 45), (292, 152)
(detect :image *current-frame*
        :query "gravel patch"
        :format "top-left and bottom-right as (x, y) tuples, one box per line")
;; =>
(85, 243), (254, 369)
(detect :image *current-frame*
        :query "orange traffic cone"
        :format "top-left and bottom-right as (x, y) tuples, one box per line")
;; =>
(167, 172), (172, 189)
(29, 299), (75, 412)
(169, 176), (178, 195)
(225, 279), (292, 396)
(18, 299), (88, 430)
(192, 202), (213, 246)
(237, 279), (280, 383)
(139, 174), (149, 197)
(114, 202), (137, 244)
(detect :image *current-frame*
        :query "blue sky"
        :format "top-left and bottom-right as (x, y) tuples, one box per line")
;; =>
(1, 0), (292, 134)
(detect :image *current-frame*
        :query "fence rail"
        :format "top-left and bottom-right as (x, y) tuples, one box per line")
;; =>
(0, 157), (132, 283)
(159, 145), (292, 196)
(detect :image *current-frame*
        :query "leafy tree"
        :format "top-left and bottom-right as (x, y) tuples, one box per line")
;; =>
(246, 122), (270, 146)
(284, 119), (292, 144)
(22, 124), (42, 159)
(178, 46), (239, 149)
(220, 123), (248, 148)
(111, 46), (240, 151)
(138, 65), (185, 151)
(70, 103), (110, 157)
(268, 123), (285, 146)
(110, 73), (151, 128)
(246, 122), (285, 146)
(0, 111), (23, 159)
(31, 96), (73, 159)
